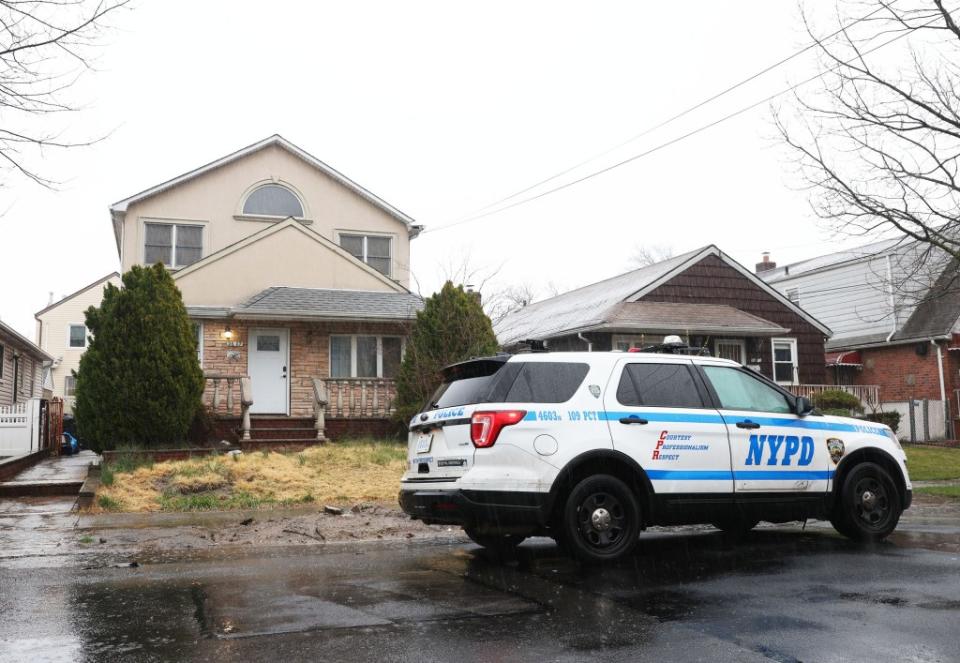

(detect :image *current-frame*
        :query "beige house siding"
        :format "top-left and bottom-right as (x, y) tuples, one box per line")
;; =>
(174, 221), (404, 309)
(119, 144), (412, 287)
(34, 274), (121, 413)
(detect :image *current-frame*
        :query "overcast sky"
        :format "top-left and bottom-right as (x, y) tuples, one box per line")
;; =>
(1, 0), (879, 339)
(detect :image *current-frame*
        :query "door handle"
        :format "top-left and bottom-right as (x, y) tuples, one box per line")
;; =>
(736, 420), (760, 430)
(619, 416), (649, 425)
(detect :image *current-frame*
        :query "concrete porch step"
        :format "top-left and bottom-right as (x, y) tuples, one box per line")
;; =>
(0, 480), (84, 498)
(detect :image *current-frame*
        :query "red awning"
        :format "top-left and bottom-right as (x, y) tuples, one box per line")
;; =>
(825, 351), (862, 367)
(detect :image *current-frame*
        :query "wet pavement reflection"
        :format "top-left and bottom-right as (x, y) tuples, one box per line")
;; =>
(1, 520), (959, 661)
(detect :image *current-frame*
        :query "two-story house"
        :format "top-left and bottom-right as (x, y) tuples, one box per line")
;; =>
(759, 240), (960, 441)
(34, 273), (121, 414)
(108, 135), (423, 442)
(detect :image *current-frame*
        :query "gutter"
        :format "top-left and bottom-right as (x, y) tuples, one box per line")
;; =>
(577, 333), (593, 352)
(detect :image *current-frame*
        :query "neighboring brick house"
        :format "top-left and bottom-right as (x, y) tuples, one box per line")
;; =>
(495, 245), (831, 387)
(760, 240), (960, 441)
(34, 273), (121, 414)
(0, 318), (50, 408)
(107, 135), (423, 442)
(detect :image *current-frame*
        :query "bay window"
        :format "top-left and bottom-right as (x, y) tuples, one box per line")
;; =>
(330, 335), (403, 378)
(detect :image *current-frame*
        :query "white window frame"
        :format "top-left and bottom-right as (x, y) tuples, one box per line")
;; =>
(235, 180), (310, 222)
(714, 338), (746, 365)
(771, 337), (799, 385)
(335, 231), (394, 278)
(612, 334), (646, 352)
(193, 321), (204, 367)
(67, 324), (87, 349)
(786, 288), (800, 305)
(142, 220), (206, 269)
(65, 375), (77, 398)
(329, 335), (405, 378)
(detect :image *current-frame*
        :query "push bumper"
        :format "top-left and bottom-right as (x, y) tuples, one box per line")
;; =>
(398, 487), (550, 528)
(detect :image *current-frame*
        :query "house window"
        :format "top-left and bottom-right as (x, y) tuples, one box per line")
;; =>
(193, 322), (204, 366)
(339, 234), (392, 277)
(786, 288), (800, 305)
(242, 184), (304, 218)
(329, 335), (403, 378)
(68, 324), (86, 348)
(65, 375), (77, 398)
(715, 339), (746, 365)
(772, 337), (799, 385)
(144, 222), (203, 268)
(612, 334), (646, 352)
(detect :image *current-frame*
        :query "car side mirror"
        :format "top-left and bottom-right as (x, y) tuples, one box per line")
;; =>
(795, 396), (814, 417)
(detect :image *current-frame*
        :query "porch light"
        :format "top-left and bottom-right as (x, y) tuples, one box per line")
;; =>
(221, 326), (234, 341)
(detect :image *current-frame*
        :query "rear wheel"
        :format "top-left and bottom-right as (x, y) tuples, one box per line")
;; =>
(561, 474), (641, 563)
(463, 527), (526, 555)
(832, 462), (902, 542)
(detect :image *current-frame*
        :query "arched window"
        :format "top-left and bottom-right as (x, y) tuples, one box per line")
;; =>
(242, 184), (304, 218)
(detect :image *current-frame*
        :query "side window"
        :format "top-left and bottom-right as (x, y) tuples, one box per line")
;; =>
(501, 363), (589, 403)
(703, 366), (792, 414)
(68, 324), (86, 349)
(616, 363), (704, 408)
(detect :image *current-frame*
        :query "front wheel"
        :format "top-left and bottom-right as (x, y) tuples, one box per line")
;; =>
(561, 474), (641, 563)
(832, 462), (902, 542)
(463, 527), (526, 555)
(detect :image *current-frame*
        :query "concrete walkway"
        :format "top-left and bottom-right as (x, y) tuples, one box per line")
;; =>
(0, 451), (98, 497)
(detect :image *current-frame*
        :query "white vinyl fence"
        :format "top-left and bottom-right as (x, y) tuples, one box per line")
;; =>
(883, 399), (948, 443)
(0, 398), (42, 456)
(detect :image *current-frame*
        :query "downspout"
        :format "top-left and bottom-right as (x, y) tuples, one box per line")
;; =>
(577, 333), (593, 352)
(932, 338), (946, 404)
(885, 255), (897, 342)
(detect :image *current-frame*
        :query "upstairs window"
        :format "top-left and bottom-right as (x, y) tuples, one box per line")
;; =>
(242, 184), (304, 218)
(145, 222), (203, 268)
(68, 324), (86, 349)
(65, 375), (77, 398)
(339, 234), (392, 276)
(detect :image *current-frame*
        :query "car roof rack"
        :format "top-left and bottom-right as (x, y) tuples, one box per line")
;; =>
(631, 341), (712, 356)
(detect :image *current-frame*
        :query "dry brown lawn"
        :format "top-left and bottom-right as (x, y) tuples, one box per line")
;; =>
(94, 441), (407, 512)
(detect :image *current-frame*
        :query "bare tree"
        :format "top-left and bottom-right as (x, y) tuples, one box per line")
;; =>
(629, 243), (674, 268)
(484, 282), (539, 325)
(0, 0), (129, 187)
(777, 1), (960, 280)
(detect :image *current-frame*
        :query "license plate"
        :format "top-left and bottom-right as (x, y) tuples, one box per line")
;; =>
(416, 433), (433, 454)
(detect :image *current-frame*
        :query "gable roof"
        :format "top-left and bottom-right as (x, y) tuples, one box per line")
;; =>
(888, 257), (960, 342)
(760, 238), (906, 284)
(109, 134), (422, 254)
(0, 319), (52, 362)
(34, 272), (120, 318)
(171, 216), (408, 294)
(494, 245), (830, 346)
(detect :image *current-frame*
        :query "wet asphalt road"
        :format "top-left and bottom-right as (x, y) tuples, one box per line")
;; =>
(1, 517), (959, 662)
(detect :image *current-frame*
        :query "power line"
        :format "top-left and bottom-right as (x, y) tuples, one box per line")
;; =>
(427, 4), (937, 235)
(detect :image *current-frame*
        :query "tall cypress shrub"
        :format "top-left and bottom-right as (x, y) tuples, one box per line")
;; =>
(74, 264), (205, 450)
(394, 281), (499, 425)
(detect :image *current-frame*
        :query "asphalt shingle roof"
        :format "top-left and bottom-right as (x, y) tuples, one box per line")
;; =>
(605, 302), (789, 335)
(236, 287), (423, 320)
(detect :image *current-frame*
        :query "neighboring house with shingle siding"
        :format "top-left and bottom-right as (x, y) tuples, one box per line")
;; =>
(34, 273), (121, 414)
(0, 319), (50, 408)
(107, 135), (423, 441)
(495, 245), (830, 387)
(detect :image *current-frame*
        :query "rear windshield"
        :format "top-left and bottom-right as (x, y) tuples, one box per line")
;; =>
(425, 360), (589, 411)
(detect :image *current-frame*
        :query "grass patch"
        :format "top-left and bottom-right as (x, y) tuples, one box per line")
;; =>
(78, 535), (94, 545)
(914, 485), (960, 499)
(92, 439), (408, 513)
(97, 494), (123, 511)
(904, 446), (960, 481)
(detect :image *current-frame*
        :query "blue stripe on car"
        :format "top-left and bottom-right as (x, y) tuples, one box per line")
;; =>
(646, 469), (835, 481)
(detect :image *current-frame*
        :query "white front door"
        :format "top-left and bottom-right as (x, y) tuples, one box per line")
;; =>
(248, 328), (289, 414)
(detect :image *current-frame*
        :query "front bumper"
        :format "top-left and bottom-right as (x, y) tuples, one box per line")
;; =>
(398, 487), (550, 528)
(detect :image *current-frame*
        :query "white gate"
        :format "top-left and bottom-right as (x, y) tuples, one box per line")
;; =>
(0, 399), (42, 456)
(884, 399), (948, 442)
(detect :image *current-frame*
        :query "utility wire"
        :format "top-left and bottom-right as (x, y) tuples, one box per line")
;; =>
(427, 4), (938, 235)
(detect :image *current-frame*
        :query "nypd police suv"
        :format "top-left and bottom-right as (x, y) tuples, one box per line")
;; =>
(399, 345), (911, 563)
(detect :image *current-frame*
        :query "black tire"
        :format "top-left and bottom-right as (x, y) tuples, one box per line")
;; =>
(463, 527), (526, 555)
(711, 517), (759, 538)
(832, 462), (902, 542)
(561, 474), (641, 563)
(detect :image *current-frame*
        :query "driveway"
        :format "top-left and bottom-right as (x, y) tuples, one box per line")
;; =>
(1, 498), (959, 662)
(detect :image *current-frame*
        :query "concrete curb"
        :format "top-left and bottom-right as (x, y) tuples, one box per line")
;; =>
(78, 463), (101, 509)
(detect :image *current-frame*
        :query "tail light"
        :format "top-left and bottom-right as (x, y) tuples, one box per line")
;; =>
(470, 410), (526, 448)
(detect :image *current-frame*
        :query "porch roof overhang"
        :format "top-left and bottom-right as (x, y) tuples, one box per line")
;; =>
(186, 287), (424, 323)
(825, 350), (862, 367)
(575, 302), (790, 338)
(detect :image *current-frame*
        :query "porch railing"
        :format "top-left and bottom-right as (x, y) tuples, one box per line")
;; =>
(790, 384), (881, 408)
(204, 373), (253, 441)
(322, 378), (397, 419)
